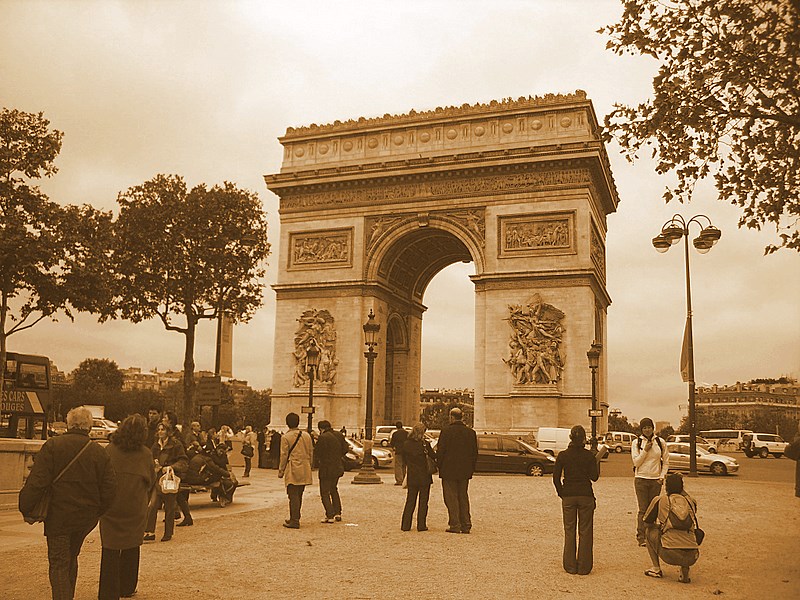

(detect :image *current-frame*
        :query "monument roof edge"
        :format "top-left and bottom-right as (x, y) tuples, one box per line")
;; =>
(279, 91), (592, 141)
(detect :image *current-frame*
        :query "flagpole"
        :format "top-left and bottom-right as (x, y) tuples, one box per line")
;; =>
(683, 233), (697, 477)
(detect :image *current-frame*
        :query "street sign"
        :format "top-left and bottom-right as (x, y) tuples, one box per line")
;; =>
(588, 409), (604, 417)
(301, 406), (315, 414)
(196, 376), (221, 405)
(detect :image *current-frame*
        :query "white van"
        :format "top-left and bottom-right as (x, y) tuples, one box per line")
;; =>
(604, 431), (637, 453)
(536, 427), (572, 456)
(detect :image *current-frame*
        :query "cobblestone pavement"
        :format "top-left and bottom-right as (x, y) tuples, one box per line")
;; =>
(1, 467), (798, 599)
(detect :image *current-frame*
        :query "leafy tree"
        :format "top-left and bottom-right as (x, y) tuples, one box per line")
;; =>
(421, 401), (474, 430)
(600, 1), (800, 252)
(0, 108), (113, 398)
(658, 425), (675, 439)
(239, 388), (272, 430)
(608, 413), (637, 433)
(108, 175), (270, 426)
(71, 358), (124, 404)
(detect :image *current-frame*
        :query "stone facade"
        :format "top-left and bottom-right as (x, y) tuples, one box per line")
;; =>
(265, 91), (618, 434)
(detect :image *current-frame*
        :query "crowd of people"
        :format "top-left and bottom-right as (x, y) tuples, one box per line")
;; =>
(17, 405), (800, 599)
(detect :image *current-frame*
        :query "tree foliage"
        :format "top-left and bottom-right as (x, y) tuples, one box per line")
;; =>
(600, 1), (800, 252)
(0, 108), (112, 395)
(108, 174), (270, 426)
(72, 358), (124, 398)
(608, 413), (638, 433)
(421, 401), (474, 430)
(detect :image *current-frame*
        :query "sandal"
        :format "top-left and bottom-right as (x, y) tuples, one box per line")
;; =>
(644, 568), (663, 578)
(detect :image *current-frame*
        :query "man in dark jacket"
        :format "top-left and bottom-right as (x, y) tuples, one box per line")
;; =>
(315, 420), (349, 522)
(19, 405), (117, 600)
(390, 421), (409, 486)
(436, 407), (478, 534)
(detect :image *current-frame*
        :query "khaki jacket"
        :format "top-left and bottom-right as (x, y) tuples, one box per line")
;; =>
(279, 428), (313, 486)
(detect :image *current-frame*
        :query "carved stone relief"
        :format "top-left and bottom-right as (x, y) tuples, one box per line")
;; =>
(289, 229), (352, 269)
(590, 224), (606, 278)
(499, 212), (575, 257)
(366, 207), (486, 254)
(503, 294), (565, 385)
(283, 168), (596, 211)
(293, 309), (338, 387)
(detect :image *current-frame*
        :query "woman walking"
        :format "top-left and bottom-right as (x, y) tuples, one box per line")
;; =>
(552, 425), (600, 575)
(401, 422), (435, 532)
(99, 414), (155, 599)
(143, 423), (187, 542)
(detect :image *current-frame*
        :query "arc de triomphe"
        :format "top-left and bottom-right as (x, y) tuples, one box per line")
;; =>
(265, 91), (618, 434)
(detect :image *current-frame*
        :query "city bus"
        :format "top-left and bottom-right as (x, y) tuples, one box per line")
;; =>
(1, 352), (51, 439)
(699, 429), (753, 452)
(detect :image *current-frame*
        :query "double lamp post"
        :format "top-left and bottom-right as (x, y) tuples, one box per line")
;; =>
(652, 214), (721, 476)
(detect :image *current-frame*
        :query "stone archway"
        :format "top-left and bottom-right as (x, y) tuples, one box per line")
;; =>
(266, 91), (619, 434)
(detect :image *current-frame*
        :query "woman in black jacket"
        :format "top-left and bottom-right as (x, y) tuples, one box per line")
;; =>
(552, 425), (600, 575)
(143, 423), (188, 542)
(401, 422), (435, 532)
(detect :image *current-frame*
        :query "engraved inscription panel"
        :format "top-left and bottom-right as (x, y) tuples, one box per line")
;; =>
(289, 228), (353, 270)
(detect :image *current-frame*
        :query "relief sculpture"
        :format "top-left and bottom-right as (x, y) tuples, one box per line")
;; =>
(292, 232), (349, 265)
(503, 295), (565, 385)
(505, 219), (569, 250)
(293, 309), (338, 387)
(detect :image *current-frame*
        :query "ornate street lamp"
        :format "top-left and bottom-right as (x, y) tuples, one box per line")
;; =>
(587, 342), (602, 452)
(353, 309), (382, 484)
(305, 340), (320, 433)
(653, 214), (721, 476)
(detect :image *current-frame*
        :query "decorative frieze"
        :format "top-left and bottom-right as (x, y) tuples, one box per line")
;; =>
(366, 208), (486, 255)
(288, 228), (352, 270)
(498, 211), (575, 258)
(283, 168), (596, 212)
(503, 294), (566, 385)
(590, 223), (606, 279)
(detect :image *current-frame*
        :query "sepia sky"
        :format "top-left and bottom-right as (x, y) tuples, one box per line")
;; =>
(1, 0), (798, 426)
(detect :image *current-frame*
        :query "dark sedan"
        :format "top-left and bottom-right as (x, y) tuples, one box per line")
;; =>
(476, 434), (556, 476)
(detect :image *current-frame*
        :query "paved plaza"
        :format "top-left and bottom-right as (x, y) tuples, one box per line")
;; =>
(1, 461), (798, 599)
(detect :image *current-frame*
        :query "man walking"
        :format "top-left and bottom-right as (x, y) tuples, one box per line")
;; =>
(391, 421), (409, 486)
(19, 406), (117, 600)
(632, 417), (669, 546)
(436, 407), (478, 534)
(278, 412), (314, 529)
(315, 420), (349, 523)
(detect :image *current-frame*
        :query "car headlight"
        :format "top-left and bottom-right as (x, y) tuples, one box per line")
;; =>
(547, 455), (556, 462)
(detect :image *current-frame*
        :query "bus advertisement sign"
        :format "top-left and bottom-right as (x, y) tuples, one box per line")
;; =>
(1, 390), (44, 414)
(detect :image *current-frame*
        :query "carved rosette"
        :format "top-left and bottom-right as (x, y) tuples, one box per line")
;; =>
(292, 309), (338, 387)
(503, 295), (565, 385)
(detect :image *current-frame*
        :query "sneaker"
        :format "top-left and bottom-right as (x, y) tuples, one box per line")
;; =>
(160, 535), (172, 542)
(334, 515), (342, 522)
(283, 521), (300, 529)
(638, 540), (647, 547)
(143, 533), (155, 542)
(177, 519), (193, 527)
(321, 517), (335, 523)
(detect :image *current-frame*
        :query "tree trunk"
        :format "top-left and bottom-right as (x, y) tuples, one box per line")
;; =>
(182, 317), (197, 429)
(0, 291), (8, 397)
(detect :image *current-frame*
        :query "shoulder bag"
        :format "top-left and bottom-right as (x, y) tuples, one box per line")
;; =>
(424, 443), (438, 475)
(688, 499), (704, 545)
(159, 465), (181, 494)
(24, 440), (92, 525)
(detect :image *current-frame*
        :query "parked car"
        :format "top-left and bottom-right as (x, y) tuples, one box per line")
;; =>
(604, 431), (637, 453)
(345, 437), (393, 468)
(666, 434), (717, 453)
(742, 433), (789, 458)
(666, 442), (739, 476)
(476, 434), (556, 476)
(89, 418), (118, 440)
(374, 425), (411, 447)
(343, 450), (361, 471)
(48, 421), (67, 437)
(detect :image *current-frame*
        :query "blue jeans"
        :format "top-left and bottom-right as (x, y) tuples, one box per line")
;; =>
(634, 477), (662, 543)
(319, 477), (342, 519)
(561, 496), (595, 574)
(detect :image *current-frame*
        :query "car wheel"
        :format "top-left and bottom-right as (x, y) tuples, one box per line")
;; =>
(759, 447), (769, 459)
(380, 440), (389, 447)
(614, 446), (623, 453)
(710, 462), (727, 476)
(526, 463), (544, 477)
(372, 456), (379, 469)
(773, 453), (782, 459)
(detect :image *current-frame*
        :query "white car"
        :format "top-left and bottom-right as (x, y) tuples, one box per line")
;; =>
(345, 437), (393, 468)
(666, 434), (717, 453)
(90, 418), (118, 440)
(742, 433), (789, 458)
(666, 443), (739, 476)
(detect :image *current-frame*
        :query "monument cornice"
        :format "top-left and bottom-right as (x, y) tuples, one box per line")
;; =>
(471, 269), (612, 307)
(269, 154), (617, 217)
(280, 91), (591, 139)
(271, 280), (426, 316)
